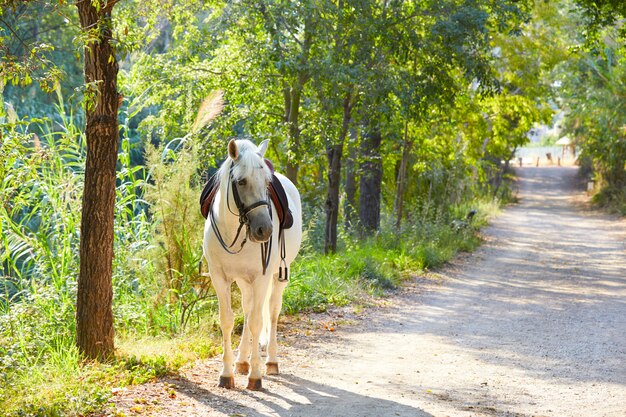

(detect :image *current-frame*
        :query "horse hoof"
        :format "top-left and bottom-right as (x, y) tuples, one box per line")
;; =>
(236, 361), (250, 374)
(266, 362), (279, 375)
(247, 378), (262, 391)
(218, 376), (235, 389)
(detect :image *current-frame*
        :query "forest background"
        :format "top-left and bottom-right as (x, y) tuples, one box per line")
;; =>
(1, 0), (625, 415)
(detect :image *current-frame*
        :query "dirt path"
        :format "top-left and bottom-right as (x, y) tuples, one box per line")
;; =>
(112, 166), (626, 417)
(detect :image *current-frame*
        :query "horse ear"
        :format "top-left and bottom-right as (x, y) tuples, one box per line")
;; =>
(228, 139), (239, 160)
(257, 139), (269, 157)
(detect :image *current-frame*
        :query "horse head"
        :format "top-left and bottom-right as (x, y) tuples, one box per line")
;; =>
(226, 139), (273, 243)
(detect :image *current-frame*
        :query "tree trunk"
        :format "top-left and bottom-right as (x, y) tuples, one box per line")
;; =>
(359, 122), (382, 234)
(284, 18), (313, 186)
(324, 94), (352, 254)
(285, 84), (302, 185)
(344, 128), (358, 230)
(324, 143), (342, 254)
(76, 0), (120, 360)
(394, 119), (412, 229)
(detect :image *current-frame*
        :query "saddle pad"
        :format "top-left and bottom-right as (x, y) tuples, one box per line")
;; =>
(269, 175), (293, 229)
(200, 175), (219, 219)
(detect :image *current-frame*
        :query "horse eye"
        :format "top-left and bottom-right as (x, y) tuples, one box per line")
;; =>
(237, 178), (247, 186)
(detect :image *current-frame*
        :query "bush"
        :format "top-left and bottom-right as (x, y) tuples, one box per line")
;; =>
(592, 185), (626, 215)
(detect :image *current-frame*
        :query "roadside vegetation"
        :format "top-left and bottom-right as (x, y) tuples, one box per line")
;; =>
(1, 0), (624, 416)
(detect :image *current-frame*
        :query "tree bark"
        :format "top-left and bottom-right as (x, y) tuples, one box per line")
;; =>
(394, 119), (412, 229)
(76, 0), (120, 360)
(285, 83), (302, 185)
(344, 128), (358, 230)
(324, 94), (352, 254)
(358, 121), (382, 234)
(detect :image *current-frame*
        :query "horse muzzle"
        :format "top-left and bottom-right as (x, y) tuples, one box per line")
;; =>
(249, 221), (273, 243)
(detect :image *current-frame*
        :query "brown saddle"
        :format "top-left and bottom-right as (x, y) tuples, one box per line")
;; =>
(200, 159), (293, 230)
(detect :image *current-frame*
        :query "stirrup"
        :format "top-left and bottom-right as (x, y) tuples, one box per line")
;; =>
(278, 266), (288, 282)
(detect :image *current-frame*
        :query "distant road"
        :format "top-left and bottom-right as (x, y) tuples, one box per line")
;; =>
(515, 146), (577, 166)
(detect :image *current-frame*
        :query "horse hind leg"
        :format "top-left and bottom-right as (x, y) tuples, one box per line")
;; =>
(235, 321), (251, 375)
(213, 276), (236, 389)
(266, 274), (288, 375)
(235, 357), (250, 375)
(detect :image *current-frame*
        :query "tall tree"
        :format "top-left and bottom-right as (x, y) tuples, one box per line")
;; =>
(324, 92), (354, 252)
(318, 0), (360, 253)
(251, 1), (318, 185)
(358, 118), (383, 233)
(1, 0), (122, 361)
(558, 0), (626, 192)
(75, 0), (120, 360)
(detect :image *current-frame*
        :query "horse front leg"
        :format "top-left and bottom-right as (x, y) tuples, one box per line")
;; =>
(266, 275), (288, 375)
(235, 282), (253, 375)
(246, 275), (271, 390)
(212, 276), (236, 389)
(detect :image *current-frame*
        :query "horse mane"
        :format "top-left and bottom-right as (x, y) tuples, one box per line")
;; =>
(217, 139), (272, 186)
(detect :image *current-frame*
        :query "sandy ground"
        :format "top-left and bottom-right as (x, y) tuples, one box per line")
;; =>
(110, 166), (626, 417)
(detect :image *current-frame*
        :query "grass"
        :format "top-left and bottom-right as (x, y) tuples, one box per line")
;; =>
(1, 346), (109, 417)
(283, 199), (492, 315)
(0, 333), (222, 417)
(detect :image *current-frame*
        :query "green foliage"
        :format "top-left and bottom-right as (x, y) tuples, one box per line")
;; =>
(592, 185), (626, 215)
(573, 0), (626, 36)
(1, 2), (81, 118)
(1, 116), (82, 286)
(137, 141), (214, 335)
(557, 17), (626, 209)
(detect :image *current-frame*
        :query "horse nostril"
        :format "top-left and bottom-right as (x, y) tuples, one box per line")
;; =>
(257, 226), (264, 236)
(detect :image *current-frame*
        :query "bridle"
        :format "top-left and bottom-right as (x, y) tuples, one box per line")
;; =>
(209, 164), (273, 273)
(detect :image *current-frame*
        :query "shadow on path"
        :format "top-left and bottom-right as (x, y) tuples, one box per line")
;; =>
(148, 372), (434, 417)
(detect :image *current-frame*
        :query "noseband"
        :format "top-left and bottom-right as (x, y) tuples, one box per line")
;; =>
(228, 169), (270, 225)
(209, 165), (273, 272)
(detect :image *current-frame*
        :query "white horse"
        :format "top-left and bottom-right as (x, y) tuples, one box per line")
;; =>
(203, 139), (302, 390)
